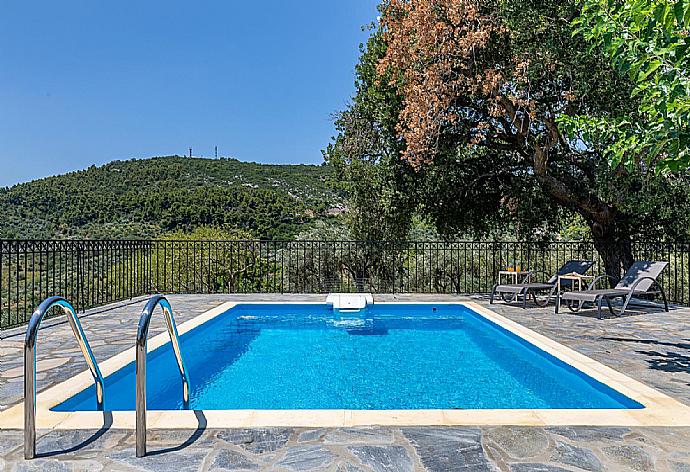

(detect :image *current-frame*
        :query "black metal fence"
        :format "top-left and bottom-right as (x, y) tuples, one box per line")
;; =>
(1, 239), (689, 329)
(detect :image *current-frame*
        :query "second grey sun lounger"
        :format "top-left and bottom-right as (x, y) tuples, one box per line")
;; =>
(556, 260), (669, 318)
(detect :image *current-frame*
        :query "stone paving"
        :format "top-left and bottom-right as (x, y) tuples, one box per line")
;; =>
(1, 293), (690, 471)
(3, 425), (690, 471)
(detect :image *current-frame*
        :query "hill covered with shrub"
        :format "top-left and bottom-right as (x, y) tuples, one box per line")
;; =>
(0, 156), (344, 240)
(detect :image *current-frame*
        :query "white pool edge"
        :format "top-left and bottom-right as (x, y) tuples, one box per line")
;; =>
(1, 300), (689, 430)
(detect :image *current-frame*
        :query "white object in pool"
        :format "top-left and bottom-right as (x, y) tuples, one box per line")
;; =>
(326, 293), (373, 310)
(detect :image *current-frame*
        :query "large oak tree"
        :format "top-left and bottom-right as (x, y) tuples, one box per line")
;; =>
(327, 0), (690, 282)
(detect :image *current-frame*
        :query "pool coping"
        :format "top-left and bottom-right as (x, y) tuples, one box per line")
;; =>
(1, 300), (689, 430)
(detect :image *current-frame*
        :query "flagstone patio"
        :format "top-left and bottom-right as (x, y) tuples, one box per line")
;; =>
(1, 294), (689, 471)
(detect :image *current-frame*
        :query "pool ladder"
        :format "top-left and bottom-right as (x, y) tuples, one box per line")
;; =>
(24, 296), (105, 460)
(136, 295), (190, 457)
(23, 295), (190, 460)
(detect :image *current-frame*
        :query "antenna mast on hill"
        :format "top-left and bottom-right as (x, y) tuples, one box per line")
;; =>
(189, 147), (192, 158)
(215, 146), (218, 159)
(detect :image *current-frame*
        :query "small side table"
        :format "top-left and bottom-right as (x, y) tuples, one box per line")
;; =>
(557, 272), (595, 293)
(498, 270), (531, 285)
(556, 273), (594, 313)
(497, 270), (531, 303)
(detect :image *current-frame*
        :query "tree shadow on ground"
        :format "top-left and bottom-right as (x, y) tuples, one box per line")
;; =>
(602, 337), (690, 351)
(635, 350), (690, 378)
(601, 336), (690, 383)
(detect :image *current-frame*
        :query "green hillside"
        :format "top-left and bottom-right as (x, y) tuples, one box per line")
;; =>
(0, 156), (344, 240)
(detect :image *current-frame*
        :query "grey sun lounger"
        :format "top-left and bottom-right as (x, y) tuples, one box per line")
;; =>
(556, 260), (669, 318)
(490, 260), (594, 308)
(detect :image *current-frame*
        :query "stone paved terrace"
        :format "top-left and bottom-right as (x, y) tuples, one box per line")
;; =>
(1, 294), (689, 471)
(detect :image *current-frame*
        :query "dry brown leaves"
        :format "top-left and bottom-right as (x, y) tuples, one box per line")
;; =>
(378, 0), (518, 167)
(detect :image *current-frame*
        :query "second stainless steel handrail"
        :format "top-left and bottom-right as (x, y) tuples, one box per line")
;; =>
(24, 296), (104, 459)
(136, 295), (190, 458)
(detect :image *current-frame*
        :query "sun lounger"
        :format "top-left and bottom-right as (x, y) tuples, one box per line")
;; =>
(490, 260), (594, 308)
(556, 260), (669, 318)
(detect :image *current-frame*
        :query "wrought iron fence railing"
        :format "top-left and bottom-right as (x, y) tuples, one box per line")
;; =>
(1, 239), (688, 329)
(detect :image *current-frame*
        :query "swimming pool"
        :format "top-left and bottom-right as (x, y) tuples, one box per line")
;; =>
(53, 303), (642, 412)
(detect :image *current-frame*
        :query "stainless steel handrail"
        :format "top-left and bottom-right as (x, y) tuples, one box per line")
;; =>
(136, 295), (190, 458)
(24, 296), (104, 459)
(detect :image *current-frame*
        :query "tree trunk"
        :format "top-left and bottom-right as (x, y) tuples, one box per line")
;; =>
(590, 222), (635, 287)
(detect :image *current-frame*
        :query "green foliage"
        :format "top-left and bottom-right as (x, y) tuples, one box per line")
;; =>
(327, 1), (604, 240)
(293, 220), (352, 241)
(324, 27), (417, 241)
(150, 226), (278, 293)
(562, 0), (690, 171)
(158, 226), (254, 242)
(558, 214), (593, 241)
(0, 156), (344, 240)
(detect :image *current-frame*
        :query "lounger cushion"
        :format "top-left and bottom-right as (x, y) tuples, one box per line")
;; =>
(560, 289), (631, 302)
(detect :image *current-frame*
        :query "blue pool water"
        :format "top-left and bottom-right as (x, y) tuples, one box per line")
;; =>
(53, 303), (642, 411)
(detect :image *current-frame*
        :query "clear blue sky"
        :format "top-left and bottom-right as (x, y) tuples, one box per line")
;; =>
(0, 1), (379, 187)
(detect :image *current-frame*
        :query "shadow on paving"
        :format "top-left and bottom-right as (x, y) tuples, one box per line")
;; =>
(147, 410), (207, 456)
(34, 410), (209, 458)
(636, 350), (690, 380)
(37, 412), (113, 458)
(600, 336), (690, 383)
(602, 336), (690, 351)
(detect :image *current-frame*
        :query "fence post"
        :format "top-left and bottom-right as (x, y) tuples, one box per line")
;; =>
(76, 244), (83, 312)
